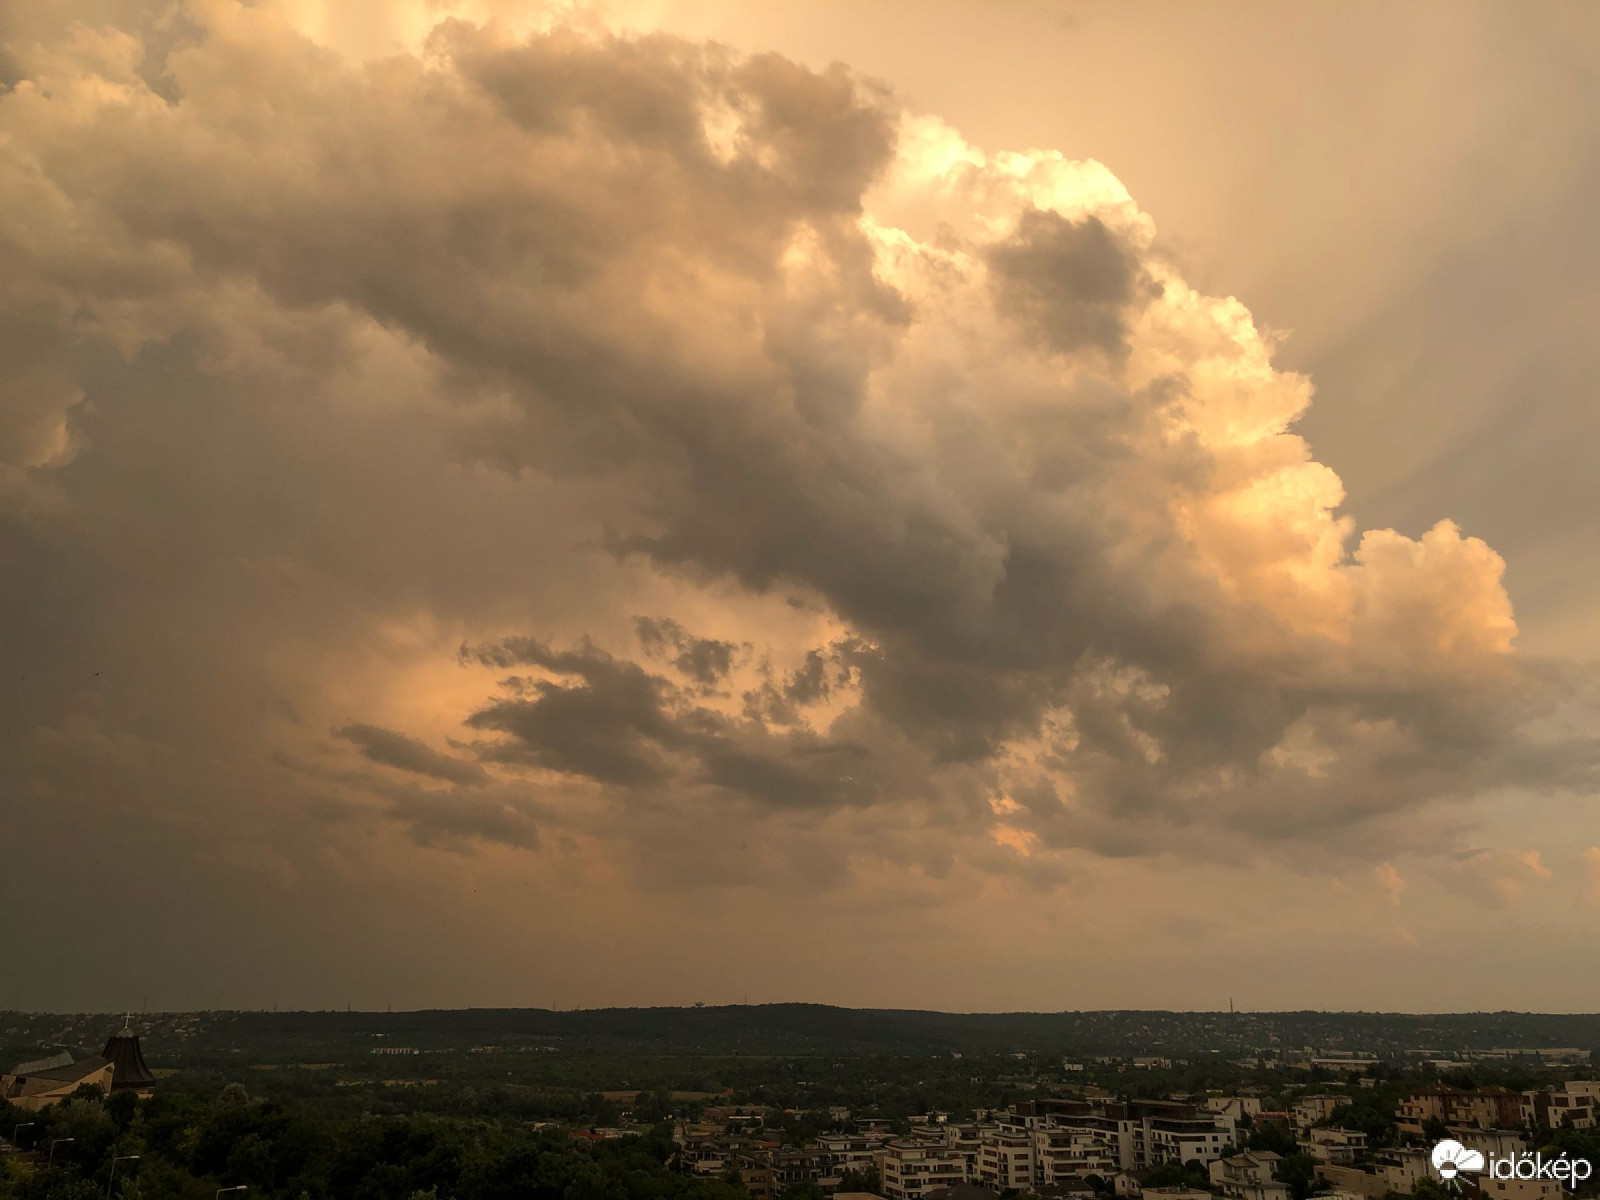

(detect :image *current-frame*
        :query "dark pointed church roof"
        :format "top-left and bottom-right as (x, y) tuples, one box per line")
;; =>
(102, 1024), (157, 1091)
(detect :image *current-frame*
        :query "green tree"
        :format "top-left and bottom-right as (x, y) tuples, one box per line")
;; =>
(1273, 1153), (1318, 1200)
(1142, 1161), (1210, 1190)
(837, 1166), (880, 1195)
(107, 1091), (139, 1133)
(1247, 1125), (1299, 1157)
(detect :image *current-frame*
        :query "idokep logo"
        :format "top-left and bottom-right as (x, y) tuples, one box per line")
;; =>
(1432, 1140), (1486, 1182)
(1431, 1139), (1594, 1191)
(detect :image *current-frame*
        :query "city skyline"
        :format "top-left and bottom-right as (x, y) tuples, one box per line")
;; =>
(3, 1), (1600, 1013)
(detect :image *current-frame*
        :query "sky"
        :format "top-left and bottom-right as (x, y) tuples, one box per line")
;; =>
(3, 0), (1600, 1014)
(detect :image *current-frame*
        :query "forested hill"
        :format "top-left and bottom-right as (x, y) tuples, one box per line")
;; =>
(7, 1006), (1600, 1065)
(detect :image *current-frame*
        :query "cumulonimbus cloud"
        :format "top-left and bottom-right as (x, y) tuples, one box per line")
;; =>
(1, 1), (1594, 889)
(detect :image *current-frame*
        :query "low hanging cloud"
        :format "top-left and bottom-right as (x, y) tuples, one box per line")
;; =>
(1, 0), (1595, 901)
(335, 723), (489, 787)
(461, 634), (888, 809)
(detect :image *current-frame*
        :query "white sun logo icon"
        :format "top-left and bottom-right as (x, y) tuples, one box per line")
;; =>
(1432, 1140), (1487, 1182)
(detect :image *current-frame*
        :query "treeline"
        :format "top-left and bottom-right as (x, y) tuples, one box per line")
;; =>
(0, 1088), (744, 1200)
(10, 1007), (1600, 1063)
(144, 1051), (1036, 1126)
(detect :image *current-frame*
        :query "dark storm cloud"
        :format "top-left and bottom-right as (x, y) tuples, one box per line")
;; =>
(1, 0), (1594, 922)
(334, 723), (489, 786)
(462, 633), (887, 809)
(634, 616), (739, 687)
(987, 210), (1160, 357)
(386, 789), (541, 852)
(464, 639), (690, 786)
(742, 643), (860, 725)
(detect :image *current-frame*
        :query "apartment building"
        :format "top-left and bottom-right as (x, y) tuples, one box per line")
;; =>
(976, 1131), (1036, 1192)
(1292, 1095), (1351, 1132)
(1004, 1097), (1235, 1171)
(1033, 1128), (1118, 1183)
(880, 1140), (967, 1200)
(1145, 1113), (1236, 1166)
(1209, 1097), (1264, 1121)
(1006, 1098), (1097, 1130)
(814, 1131), (890, 1176)
(1316, 1164), (1389, 1200)
(736, 1154), (777, 1200)
(770, 1149), (830, 1196)
(942, 1123), (995, 1180)
(1374, 1147), (1432, 1194)
(1397, 1086), (1522, 1135)
(1315, 1144), (1438, 1200)
(1304, 1127), (1367, 1167)
(1520, 1081), (1600, 1131)
(1451, 1128), (1526, 1159)
(675, 1129), (763, 1177)
(1209, 1151), (1290, 1200)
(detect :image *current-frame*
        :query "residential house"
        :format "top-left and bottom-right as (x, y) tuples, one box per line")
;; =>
(1210, 1151), (1290, 1200)
(1374, 1147), (1432, 1194)
(1293, 1096), (1351, 1133)
(1305, 1128), (1367, 1167)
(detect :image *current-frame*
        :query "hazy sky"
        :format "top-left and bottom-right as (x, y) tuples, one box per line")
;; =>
(4, 0), (1600, 1014)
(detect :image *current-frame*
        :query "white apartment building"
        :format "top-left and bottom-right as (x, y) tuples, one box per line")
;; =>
(1209, 1151), (1290, 1200)
(941, 1123), (993, 1181)
(1522, 1081), (1600, 1131)
(1305, 1128), (1367, 1167)
(1451, 1127), (1526, 1159)
(1293, 1095), (1351, 1132)
(1005, 1099), (1236, 1172)
(1374, 1147), (1431, 1194)
(1145, 1115), (1236, 1166)
(880, 1140), (967, 1200)
(1033, 1128), (1119, 1184)
(977, 1132), (1036, 1191)
(815, 1132), (887, 1176)
(1210, 1097), (1264, 1121)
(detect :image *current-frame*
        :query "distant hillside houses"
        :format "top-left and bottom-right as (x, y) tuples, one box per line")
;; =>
(677, 1094), (1242, 1200)
(670, 1069), (1600, 1200)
